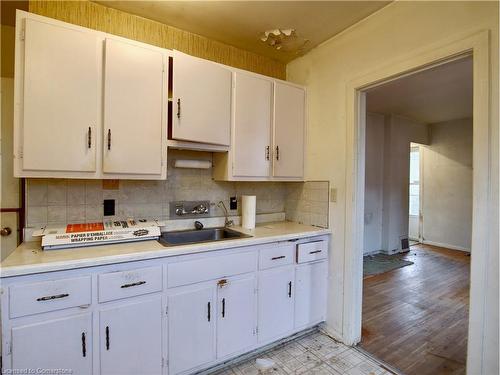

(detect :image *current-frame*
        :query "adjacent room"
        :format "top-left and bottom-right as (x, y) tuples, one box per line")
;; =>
(361, 56), (473, 374)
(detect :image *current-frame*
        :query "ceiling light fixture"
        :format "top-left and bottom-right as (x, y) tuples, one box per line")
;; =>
(260, 28), (309, 53)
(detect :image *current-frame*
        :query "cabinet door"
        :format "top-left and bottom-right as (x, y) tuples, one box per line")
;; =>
(232, 73), (272, 177)
(258, 266), (295, 343)
(168, 284), (216, 374)
(172, 51), (231, 146)
(103, 38), (165, 176)
(21, 18), (101, 173)
(11, 313), (92, 374)
(217, 275), (257, 358)
(294, 261), (328, 328)
(100, 296), (162, 375)
(273, 82), (305, 178)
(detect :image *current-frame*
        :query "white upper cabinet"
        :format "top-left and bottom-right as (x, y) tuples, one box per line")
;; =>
(103, 38), (165, 177)
(232, 72), (272, 178)
(171, 50), (232, 146)
(273, 82), (306, 179)
(213, 78), (306, 182)
(15, 11), (305, 181)
(17, 18), (102, 175)
(14, 12), (167, 179)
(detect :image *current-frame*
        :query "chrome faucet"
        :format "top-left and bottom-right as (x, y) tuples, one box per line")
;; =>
(217, 201), (234, 227)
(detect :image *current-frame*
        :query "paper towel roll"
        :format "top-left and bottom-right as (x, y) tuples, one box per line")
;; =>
(241, 195), (256, 229)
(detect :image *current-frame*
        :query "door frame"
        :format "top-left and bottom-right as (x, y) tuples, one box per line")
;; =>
(343, 30), (491, 374)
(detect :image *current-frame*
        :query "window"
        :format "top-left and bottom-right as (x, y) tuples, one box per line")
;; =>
(409, 146), (420, 216)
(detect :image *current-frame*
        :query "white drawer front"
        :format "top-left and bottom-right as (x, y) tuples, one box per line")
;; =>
(259, 244), (294, 270)
(168, 251), (257, 288)
(296, 241), (327, 263)
(10, 276), (91, 318)
(98, 266), (162, 303)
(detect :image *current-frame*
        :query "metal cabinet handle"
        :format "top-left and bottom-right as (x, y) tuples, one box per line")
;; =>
(177, 98), (181, 119)
(120, 280), (146, 289)
(207, 302), (211, 322)
(36, 293), (69, 302)
(81, 332), (87, 357)
(288, 281), (292, 298)
(276, 146), (280, 161)
(271, 255), (285, 261)
(222, 298), (226, 318)
(265, 146), (270, 161)
(309, 250), (322, 255)
(105, 326), (110, 350)
(88, 127), (92, 149)
(107, 129), (111, 151)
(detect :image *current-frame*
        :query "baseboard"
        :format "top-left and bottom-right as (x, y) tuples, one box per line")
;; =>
(363, 249), (382, 256)
(422, 240), (470, 252)
(319, 324), (345, 343)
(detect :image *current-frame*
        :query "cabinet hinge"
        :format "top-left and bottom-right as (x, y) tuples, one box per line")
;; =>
(8, 341), (12, 355)
(162, 357), (165, 367)
(165, 305), (168, 315)
(20, 28), (25, 41)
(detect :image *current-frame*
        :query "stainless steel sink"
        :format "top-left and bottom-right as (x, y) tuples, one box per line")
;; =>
(158, 227), (251, 247)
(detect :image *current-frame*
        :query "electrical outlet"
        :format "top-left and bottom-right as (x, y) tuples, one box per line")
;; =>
(330, 188), (337, 202)
(230, 196), (237, 210)
(104, 199), (115, 216)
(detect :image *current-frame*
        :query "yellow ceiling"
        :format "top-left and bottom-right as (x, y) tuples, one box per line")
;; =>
(93, 1), (390, 63)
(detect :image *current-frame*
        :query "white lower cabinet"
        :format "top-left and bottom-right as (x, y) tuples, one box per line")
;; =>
(217, 275), (257, 358)
(294, 261), (328, 328)
(11, 313), (92, 374)
(99, 296), (163, 375)
(257, 266), (295, 343)
(3, 236), (329, 375)
(168, 284), (216, 374)
(167, 275), (258, 374)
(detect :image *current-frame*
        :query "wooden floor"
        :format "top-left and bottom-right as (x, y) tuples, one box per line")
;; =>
(360, 244), (470, 375)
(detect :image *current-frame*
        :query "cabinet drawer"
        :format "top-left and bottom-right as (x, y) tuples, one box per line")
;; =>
(168, 251), (257, 288)
(10, 276), (91, 318)
(98, 266), (162, 303)
(296, 241), (327, 263)
(259, 244), (294, 270)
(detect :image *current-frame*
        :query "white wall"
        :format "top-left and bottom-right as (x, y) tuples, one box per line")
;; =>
(363, 113), (384, 254)
(287, 2), (498, 371)
(364, 113), (428, 255)
(421, 118), (472, 251)
(382, 114), (428, 253)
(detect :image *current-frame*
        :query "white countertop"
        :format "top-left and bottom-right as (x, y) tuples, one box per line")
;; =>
(0, 222), (330, 278)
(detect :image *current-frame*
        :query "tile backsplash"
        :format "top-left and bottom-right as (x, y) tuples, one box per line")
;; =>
(25, 150), (329, 229)
(286, 181), (330, 228)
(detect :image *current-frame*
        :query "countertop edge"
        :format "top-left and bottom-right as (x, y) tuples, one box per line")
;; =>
(0, 227), (331, 278)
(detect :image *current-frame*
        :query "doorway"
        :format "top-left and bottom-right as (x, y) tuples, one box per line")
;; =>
(342, 30), (491, 375)
(408, 144), (420, 245)
(359, 55), (473, 374)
